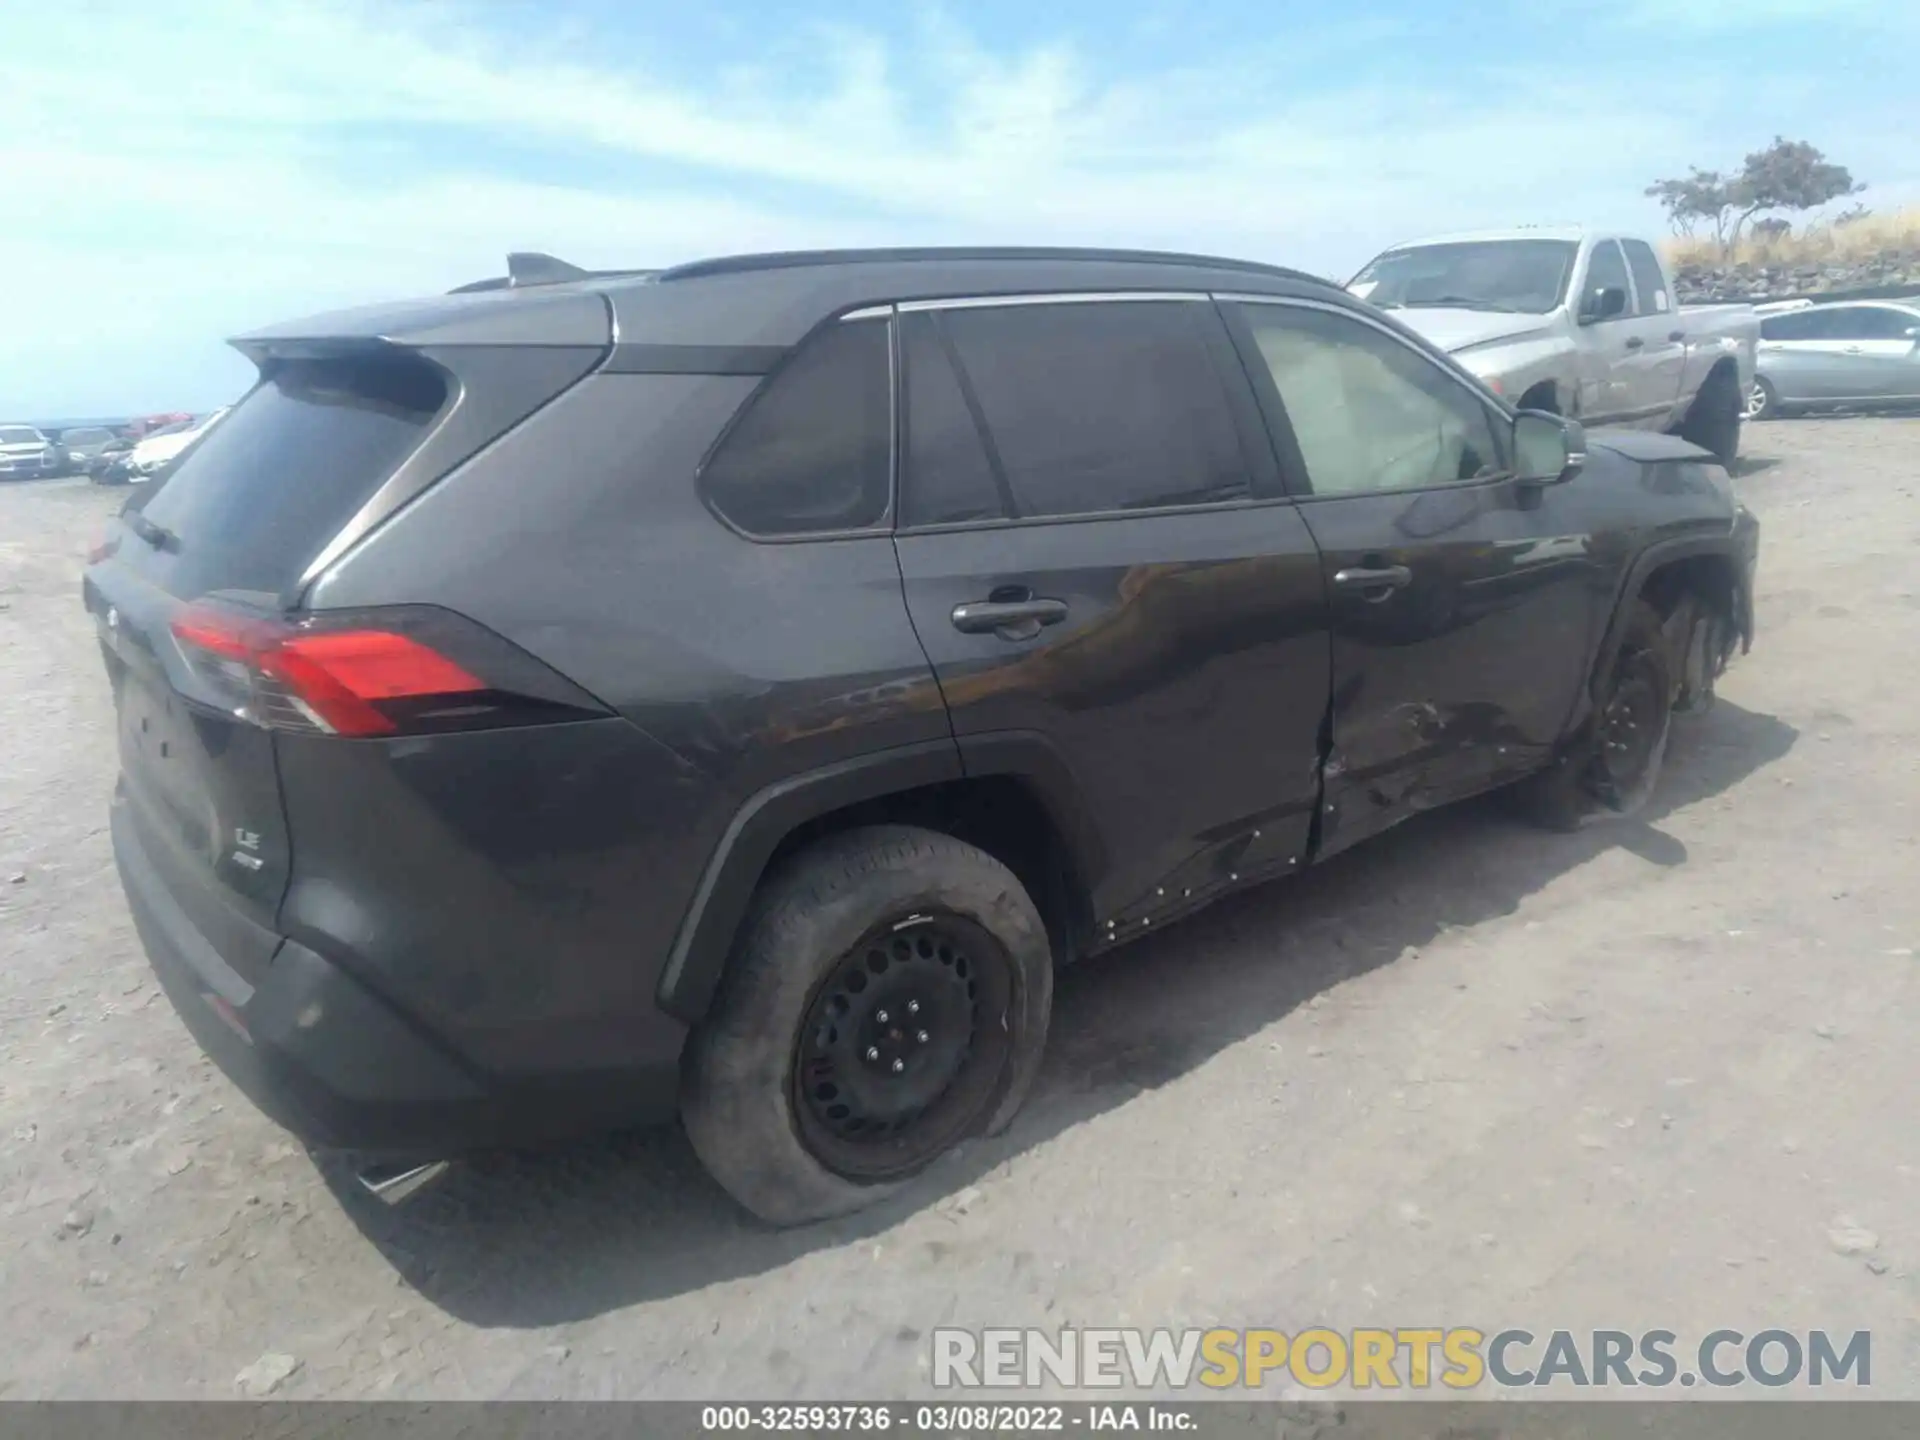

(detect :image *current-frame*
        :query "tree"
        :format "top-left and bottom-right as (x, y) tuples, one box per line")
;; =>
(1645, 168), (1737, 246)
(1647, 138), (1864, 259)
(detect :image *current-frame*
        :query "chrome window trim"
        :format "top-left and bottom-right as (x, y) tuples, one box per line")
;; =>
(895, 290), (1210, 314)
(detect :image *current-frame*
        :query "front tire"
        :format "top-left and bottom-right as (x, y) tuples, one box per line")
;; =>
(681, 824), (1052, 1226)
(1745, 376), (1780, 422)
(1680, 369), (1743, 467)
(1518, 600), (1674, 832)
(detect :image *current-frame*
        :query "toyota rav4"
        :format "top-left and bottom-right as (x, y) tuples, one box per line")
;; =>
(84, 247), (1760, 1224)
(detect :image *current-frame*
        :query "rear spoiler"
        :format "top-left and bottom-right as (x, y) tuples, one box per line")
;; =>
(448, 252), (659, 294)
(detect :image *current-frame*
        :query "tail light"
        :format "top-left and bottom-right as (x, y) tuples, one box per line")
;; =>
(86, 531), (120, 565)
(168, 603), (608, 737)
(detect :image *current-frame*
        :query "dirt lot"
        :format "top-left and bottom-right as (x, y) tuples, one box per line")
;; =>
(1, 419), (1916, 1401)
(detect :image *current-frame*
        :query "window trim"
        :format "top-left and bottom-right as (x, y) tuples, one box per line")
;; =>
(890, 291), (1282, 534)
(693, 309), (899, 545)
(1216, 293), (1518, 503)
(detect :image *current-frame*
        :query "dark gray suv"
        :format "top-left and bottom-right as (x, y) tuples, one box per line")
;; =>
(85, 248), (1758, 1224)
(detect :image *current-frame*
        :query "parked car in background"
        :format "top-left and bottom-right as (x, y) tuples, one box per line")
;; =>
(1748, 300), (1920, 418)
(53, 426), (128, 476)
(84, 245), (1758, 1225)
(0, 424), (59, 480)
(119, 408), (228, 481)
(1348, 227), (1758, 467)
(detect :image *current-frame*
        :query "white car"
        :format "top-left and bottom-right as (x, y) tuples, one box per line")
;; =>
(0, 423), (58, 480)
(125, 408), (229, 480)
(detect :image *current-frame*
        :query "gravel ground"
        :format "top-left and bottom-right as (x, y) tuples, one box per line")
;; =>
(1, 418), (1917, 1402)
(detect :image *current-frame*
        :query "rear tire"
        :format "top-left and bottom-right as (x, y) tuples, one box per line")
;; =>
(681, 824), (1052, 1226)
(1518, 600), (1673, 832)
(1680, 369), (1743, 467)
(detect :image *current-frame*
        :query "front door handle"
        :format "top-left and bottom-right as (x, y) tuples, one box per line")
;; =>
(1843, 345), (1863, 354)
(1624, 336), (1645, 350)
(951, 597), (1069, 636)
(1332, 565), (1413, 600)
(1668, 330), (1686, 342)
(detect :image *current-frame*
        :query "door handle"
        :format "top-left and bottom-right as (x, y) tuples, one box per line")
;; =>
(1760, 344), (1783, 353)
(1332, 565), (1413, 600)
(1843, 345), (1863, 354)
(951, 597), (1069, 636)
(1668, 330), (1686, 342)
(1624, 336), (1645, 350)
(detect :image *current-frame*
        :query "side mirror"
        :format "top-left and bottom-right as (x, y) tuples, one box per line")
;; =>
(1513, 410), (1586, 488)
(1580, 286), (1628, 324)
(1905, 326), (1920, 339)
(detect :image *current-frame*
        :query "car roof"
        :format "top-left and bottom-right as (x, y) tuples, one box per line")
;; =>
(234, 247), (1344, 358)
(1378, 226), (1593, 250)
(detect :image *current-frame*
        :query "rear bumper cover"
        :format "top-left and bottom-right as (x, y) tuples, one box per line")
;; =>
(113, 801), (681, 1157)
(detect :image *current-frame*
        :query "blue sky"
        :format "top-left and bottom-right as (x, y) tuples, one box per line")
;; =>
(4, 0), (1914, 418)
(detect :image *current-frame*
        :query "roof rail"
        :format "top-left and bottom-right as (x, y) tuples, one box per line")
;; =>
(655, 246), (1329, 286)
(447, 252), (660, 295)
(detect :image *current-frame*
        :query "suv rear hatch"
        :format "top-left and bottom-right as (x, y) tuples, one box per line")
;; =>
(86, 325), (607, 993)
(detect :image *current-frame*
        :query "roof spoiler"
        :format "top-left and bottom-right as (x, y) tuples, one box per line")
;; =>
(448, 252), (658, 295)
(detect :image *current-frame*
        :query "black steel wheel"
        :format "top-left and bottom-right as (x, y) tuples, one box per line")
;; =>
(1588, 645), (1664, 810)
(792, 913), (1013, 1180)
(681, 824), (1052, 1226)
(1516, 600), (1673, 831)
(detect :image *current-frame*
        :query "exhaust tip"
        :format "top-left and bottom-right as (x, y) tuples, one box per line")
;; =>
(356, 1160), (450, 1206)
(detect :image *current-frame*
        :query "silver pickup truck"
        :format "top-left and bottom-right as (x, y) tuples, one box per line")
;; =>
(1349, 226), (1758, 467)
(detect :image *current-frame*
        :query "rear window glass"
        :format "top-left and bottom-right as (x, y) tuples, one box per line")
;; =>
(134, 354), (446, 598)
(701, 318), (891, 536)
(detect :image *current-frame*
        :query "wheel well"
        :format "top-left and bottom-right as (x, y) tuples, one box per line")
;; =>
(765, 775), (1093, 965)
(1639, 553), (1737, 624)
(1517, 380), (1559, 414)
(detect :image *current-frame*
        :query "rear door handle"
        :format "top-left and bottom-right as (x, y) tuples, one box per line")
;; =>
(951, 597), (1069, 635)
(1624, 336), (1645, 350)
(1843, 345), (1863, 354)
(1332, 565), (1413, 600)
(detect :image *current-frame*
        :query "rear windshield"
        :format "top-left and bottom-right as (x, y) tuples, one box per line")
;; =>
(134, 353), (447, 599)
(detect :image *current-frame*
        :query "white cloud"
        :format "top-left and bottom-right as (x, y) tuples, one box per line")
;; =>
(1, 0), (1913, 415)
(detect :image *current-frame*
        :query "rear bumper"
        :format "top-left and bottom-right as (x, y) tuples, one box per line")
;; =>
(114, 800), (682, 1158)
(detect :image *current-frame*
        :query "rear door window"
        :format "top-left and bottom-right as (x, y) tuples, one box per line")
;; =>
(919, 299), (1251, 521)
(701, 318), (891, 537)
(133, 353), (447, 599)
(1621, 240), (1671, 316)
(1839, 307), (1918, 340)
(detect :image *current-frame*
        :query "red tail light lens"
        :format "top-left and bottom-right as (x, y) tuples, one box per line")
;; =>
(169, 603), (606, 737)
(86, 531), (120, 565)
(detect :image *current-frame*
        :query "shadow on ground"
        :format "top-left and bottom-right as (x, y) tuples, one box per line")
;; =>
(321, 700), (1797, 1327)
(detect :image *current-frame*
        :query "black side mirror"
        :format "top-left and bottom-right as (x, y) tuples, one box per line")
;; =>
(1580, 286), (1628, 324)
(1513, 410), (1586, 489)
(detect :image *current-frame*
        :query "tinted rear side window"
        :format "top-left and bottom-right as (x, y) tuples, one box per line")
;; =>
(702, 318), (891, 536)
(135, 354), (446, 599)
(935, 300), (1251, 519)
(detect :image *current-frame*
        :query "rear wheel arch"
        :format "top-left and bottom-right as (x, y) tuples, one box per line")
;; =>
(659, 737), (1100, 1024)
